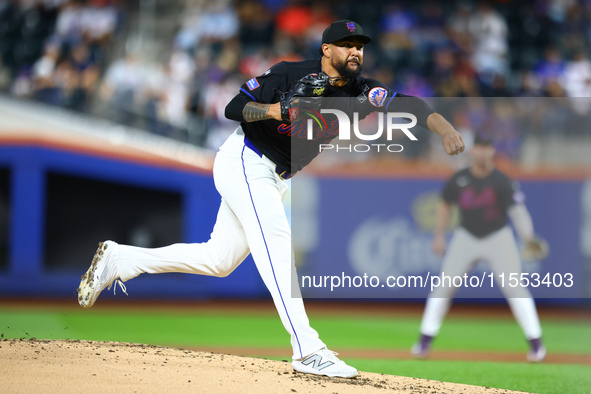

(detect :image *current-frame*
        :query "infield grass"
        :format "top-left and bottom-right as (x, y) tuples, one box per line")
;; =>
(347, 359), (591, 394)
(1, 303), (589, 394)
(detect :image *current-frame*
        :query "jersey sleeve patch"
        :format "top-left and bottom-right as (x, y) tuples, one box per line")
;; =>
(246, 78), (260, 91)
(368, 87), (388, 107)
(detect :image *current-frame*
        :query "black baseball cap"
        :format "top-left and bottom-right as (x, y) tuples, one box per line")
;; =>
(318, 20), (372, 55)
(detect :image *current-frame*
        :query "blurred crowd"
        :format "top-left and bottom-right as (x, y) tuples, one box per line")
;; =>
(2, 0), (591, 159)
(0, 0), (122, 111)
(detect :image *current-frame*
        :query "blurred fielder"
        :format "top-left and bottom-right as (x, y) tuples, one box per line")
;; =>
(412, 135), (548, 362)
(76, 20), (465, 378)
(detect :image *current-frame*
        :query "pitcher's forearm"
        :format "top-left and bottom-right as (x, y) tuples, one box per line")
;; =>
(243, 102), (282, 122)
(427, 113), (455, 136)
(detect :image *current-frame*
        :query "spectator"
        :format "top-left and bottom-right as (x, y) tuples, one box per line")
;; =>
(562, 50), (591, 117)
(415, 0), (447, 51)
(159, 47), (196, 139)
(51, 57), (82, 109)
(67, 41), (99, 110)
(82, 0), (118, 43)
(516, 71), (543, 97)
(81, 0), (119, 64)
(6, 0), (591, 159)
(100, 53), (144, 125)
(174, 0), (239, 52)
(379, 2), (418, 65)
(562, 50), (591, 98)
(446, 1), (473, 53)
(236, 0), (275, 54)
(31, 39), (60, 104)
(533, 46), (566, 88)
(468, 1), (509, 83)
(141, 62), (168, 135)
(54, 0), (86, 48)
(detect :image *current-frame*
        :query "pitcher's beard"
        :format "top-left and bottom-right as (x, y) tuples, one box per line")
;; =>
(333, 59), (362, 80)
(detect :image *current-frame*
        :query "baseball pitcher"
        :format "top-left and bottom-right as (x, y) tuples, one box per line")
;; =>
(77, 20), (465, 378)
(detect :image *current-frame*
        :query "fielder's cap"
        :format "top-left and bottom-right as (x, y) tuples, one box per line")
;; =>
(319, 20), (371, 55)
(474, 134), (494, 146)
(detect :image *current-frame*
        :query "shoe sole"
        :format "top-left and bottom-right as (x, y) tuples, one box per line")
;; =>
(292, 362), (358, 378)
(77, 242), (108, 308)
(292, 369), (358, 378)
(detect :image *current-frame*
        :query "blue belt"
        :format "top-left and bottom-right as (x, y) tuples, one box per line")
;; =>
(243, 136), (296, 180)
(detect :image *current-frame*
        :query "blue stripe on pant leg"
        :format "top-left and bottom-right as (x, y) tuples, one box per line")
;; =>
(240, 145), (303, 358)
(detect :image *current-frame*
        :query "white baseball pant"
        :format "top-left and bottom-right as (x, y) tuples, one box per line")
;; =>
(420, 226), (542, 340)
(114, 128), (325, 359)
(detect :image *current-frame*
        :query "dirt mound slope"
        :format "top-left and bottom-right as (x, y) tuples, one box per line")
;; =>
(0, 339), (527, 393)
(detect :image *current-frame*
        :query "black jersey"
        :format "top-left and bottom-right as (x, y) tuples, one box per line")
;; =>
(442, 168), (524, 238)
(225, 58), (433, 173)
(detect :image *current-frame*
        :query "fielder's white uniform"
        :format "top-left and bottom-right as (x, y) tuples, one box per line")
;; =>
(419, 167), (542, 341)
(421, 226), (542, 339)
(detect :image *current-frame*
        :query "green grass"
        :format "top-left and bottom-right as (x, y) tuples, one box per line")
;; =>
(1, 305), (589, 394)
(1, 308), (589, 354)
(314, 314), (591, 354)
(347, 359), (591, 394)
(0, 308), (289, 347)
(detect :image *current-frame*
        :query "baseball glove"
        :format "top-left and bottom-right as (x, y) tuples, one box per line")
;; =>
(521, 236), (549, 261)
(278, 73), (329, 122)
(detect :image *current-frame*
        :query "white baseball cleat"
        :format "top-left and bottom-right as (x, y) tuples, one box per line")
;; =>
(410, 334), (433, 359)
(292, 347), (358, 378)
(410, 342), (430, 359)
(77, 241), (126, 308)
(527, 344), (547, 362)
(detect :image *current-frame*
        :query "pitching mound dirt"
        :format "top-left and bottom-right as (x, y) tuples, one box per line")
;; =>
(1, 339), (526, 393)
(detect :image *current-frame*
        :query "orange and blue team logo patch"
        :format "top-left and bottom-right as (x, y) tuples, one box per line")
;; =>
(246, 78), (260, 91)
(346, 22), (356, 32)
(368, 87), (387, 107)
